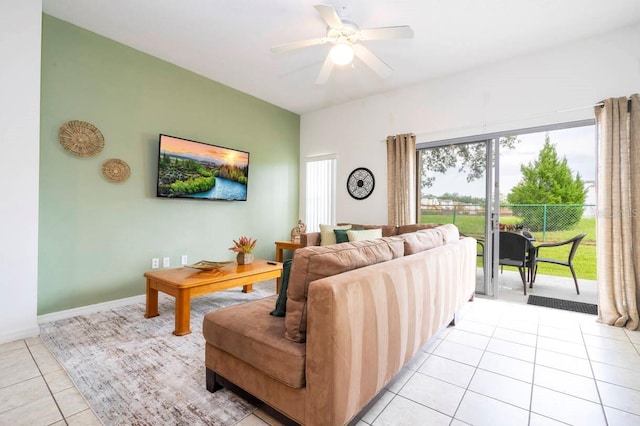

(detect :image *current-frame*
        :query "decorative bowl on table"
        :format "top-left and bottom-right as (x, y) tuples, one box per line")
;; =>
(185, 260), (232, 271)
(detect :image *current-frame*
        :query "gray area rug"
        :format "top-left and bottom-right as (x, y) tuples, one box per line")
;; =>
(40, 283), (275, 425)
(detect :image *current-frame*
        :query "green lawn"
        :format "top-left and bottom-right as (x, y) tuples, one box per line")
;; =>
(421, 214), (597, 280)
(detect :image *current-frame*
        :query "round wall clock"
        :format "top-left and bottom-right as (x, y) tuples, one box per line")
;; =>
(347, 167), (375, 200)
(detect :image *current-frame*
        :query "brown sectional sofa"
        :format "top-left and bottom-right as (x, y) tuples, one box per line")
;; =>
(203, 224), (476, 425)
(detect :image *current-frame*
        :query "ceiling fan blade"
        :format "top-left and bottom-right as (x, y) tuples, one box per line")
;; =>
(271, 37), (326, 54)
(315, 54), (334, 85)
(360, 26), (414, 41)
(314, 4), (343, 29)
(353, 44), (392, 79)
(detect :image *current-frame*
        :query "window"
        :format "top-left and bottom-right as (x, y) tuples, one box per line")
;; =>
(304, 155), (337, 232)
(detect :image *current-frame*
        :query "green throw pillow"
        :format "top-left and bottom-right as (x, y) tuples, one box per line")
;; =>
(270, 259), (293, 317)
(319, 224), (352, 245)
(334, 228), (363, 243)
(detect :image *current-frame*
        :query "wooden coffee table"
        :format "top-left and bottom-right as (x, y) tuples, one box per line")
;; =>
(144, 259), (282, 336)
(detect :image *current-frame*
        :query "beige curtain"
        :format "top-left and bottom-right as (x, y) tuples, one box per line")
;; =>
(595, 94), (640, 330)
(386, 133), (416, 226)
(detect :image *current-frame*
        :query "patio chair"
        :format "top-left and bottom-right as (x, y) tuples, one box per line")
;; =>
(460, 232), (485, 259)
(529, 233), (587, 295)
(498, 232), (534, 295)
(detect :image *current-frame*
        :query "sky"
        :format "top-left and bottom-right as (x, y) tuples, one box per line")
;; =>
(160, 135), (249, 167)
(424, 125), (597, 205)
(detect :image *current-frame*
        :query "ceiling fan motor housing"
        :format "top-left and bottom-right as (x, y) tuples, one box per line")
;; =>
(327, 20), (360, 45)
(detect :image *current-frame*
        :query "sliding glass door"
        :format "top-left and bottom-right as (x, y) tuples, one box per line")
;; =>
(417, 120), (596, 300)
(417, 139), (499, 295)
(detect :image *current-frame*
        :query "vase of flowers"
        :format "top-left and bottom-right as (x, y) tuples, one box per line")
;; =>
(229, 236), (257, 265)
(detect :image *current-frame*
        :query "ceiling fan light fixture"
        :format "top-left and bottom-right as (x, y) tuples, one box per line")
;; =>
(330, 42), (354, 65)
(271, 4), (413, 84)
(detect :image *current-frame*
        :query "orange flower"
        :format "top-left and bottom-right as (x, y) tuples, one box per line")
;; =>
(228, 236), (257, 253)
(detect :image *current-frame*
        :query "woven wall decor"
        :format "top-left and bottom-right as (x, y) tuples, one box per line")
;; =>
(58, 120), (105, 157)
(102, 159), (131, 183)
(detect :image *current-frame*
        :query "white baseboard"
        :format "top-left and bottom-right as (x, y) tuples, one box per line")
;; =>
(0, 324), (41, 345)
(37, 294), (146, 324)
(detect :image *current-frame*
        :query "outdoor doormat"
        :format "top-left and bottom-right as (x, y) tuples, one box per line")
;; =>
(527, 295), (598, 315)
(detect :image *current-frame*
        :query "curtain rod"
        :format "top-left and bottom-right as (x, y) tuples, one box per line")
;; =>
(562, 96), (635, 113)
(555, 102), (604, 113)
(521, 96), (635, 114)
(409, 99), (634, 142)
(385, 97), (635, 143)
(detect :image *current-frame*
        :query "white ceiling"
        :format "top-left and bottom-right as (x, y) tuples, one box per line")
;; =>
(42, 0), (640, 115)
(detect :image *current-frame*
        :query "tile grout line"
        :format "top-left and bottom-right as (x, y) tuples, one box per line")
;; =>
(377, 317), (482, 424)
(0, 342), (40, 416)
(580, 321), (610, 426)
(448, 312), (498, 425)
(388, 325), (466, 424)
(527, 309), (540, 425)
(25, 340), (69, 426)
(364, 335), (443, 425)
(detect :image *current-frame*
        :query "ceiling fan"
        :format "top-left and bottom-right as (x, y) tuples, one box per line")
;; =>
(271, 4), (414, 85)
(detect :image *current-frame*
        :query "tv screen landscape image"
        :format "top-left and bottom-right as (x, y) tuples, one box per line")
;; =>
(156, 134), (250, 201)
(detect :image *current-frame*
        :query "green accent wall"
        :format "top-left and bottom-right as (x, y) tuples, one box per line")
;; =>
(39, 15), (300, 314)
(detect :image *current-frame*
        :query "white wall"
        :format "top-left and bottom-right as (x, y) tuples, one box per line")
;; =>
(300, 24), (640, 225)
(0, 0), (42, 343)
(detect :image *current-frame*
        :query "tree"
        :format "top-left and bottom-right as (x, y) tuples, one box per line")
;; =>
(506, 134), (586, 231)
(420, 136), (519, 190)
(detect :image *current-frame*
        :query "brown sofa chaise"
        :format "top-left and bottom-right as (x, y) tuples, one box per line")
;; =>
(203, 224), (476, 425)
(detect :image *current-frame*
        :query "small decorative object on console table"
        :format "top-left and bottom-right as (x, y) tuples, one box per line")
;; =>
(185, 260), (232, 271)
(290, 219), (306, 243)
(229, 236), (257, 265)
(235, 252), (254, 265)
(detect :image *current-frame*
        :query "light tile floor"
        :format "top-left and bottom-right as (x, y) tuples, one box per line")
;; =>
(0, 336), (101, 425)
(347, 297), (640, 426)
(3, 296), (640, 426)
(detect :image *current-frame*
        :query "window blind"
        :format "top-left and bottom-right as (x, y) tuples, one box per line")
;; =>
(305, 156), (336, 232)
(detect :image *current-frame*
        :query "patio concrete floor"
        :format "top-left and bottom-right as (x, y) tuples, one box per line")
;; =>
(474, 268), (598, 307)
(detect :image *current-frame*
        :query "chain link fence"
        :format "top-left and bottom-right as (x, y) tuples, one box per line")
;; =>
(420, 203), (596, 241)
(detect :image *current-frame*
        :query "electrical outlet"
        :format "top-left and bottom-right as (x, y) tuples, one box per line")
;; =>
(152, 258), (159, 269)
(163, 257), (170, 268)
(181, 255), (188, 266)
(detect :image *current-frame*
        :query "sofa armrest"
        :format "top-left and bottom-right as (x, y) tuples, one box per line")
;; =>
(300, 232), (321, 247)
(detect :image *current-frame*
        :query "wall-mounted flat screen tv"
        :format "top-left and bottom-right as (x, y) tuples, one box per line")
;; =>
(156, 134), (250, 201)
